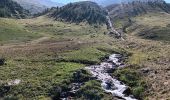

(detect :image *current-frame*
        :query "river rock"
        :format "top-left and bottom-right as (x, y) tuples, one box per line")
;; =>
(140, 67), (151, 73)
(7, 79), (21, 86)
(123, 87), (132, 96)
(68, 91), (76, 97)
(105, 68), (116, 73)
(60, 92), (68, 98)
(105, 82), (112, 90)
(0, 58), (5, 66)
(73, 71), (81, 82)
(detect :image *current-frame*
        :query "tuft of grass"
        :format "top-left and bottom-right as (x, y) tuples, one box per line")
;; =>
(127, 52), (147, 65)
(61, 47), (108, 64)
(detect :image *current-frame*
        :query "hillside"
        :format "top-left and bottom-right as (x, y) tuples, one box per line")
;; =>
(49, 1), (108, 24)
(107, 0), (170, 20)
(106, 0), (170, 42)
(105, 2), (170, 99)
(0, 0), (29, 18)
(13, 0), (63, 14)
(92, 0), (132, 6)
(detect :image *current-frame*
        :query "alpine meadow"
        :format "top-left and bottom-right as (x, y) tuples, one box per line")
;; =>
(0, 0), (170, 100)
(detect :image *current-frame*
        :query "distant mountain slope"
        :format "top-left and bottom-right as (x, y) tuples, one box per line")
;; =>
(92, 0), (134, 6)
(106, 0), (170, 19)
(13, 0), (63, 14)
(0, 0), (29, 18)
(93, 0), (168, 6)
(92, 0), (121, 6)
(49, 1), (108, 24)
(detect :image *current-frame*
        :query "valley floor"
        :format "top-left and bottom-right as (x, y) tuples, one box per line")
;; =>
(0, 15), (169, 99)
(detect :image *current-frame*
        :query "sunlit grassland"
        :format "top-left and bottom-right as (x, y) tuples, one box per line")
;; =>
(0, 16), (108, 44)
(127, 13), (170, 42)
(0, 44), (124, 99)
(0, 18), (41, 44)
(19, 16), (108, 38)
(0, 60), (84, 99)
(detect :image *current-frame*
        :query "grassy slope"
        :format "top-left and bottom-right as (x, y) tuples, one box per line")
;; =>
(0, 18), (41, 44)
(112, 12), (170, 99)
(127, 13), (170, 42)
(114, 35), (170, 100)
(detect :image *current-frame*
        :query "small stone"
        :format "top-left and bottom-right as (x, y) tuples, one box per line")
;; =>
(140, 67), (151, 73)
(0, 58), (5, 66)
(68, 91), (76, 97)
(163, 81), (168, 85)
(60, 92), (68, 98)
(154, 71), (158, 74)
(123, 87), (131, 96)
(7, 79), (21, 86)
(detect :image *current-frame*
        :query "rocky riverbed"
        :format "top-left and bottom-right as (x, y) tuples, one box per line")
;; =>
(85, 54), (137, 100)
(61, 54), (137, 100)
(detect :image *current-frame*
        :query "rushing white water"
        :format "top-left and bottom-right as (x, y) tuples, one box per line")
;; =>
(106, 12), (125, 40)
(106, 16), (121, 37)
(86, 54), (137, 100)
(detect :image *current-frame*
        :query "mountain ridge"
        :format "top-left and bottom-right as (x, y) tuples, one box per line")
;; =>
(106, 0), (170, 20)
(0, 0), (29, 18)
(12, 0), (64, 14)
(49, 1), (108, 24)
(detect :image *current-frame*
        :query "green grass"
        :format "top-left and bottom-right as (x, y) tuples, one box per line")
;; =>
(61, 47), (109, 64)
(126, 13), (170, 42)
(113, 68), (146, 99)
(76, 80), (112, 100)
(60, 45), (127, 65)
(0, 60), (84, 99)
(22, 16), (108, 38)
(139, 26), (170, 42)
(0, 18), (41, 44)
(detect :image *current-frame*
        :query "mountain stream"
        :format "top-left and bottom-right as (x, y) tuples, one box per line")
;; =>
(85, 54), (137, 100)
